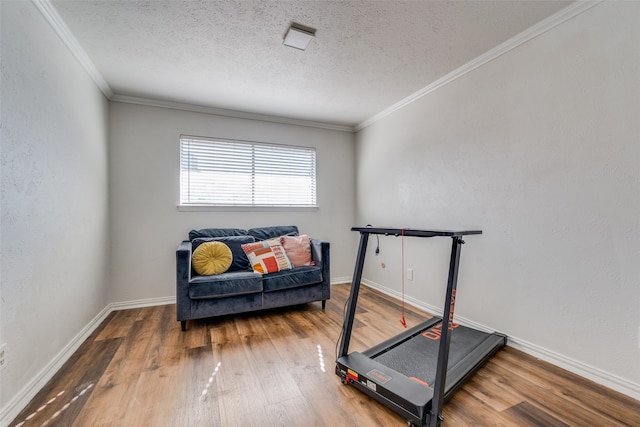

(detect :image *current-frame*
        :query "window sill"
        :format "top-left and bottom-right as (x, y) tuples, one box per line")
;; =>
(177, 204), (319, 212)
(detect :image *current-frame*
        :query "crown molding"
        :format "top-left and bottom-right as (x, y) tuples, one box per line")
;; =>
(355, 0), (604, 132)
(32, 0), (352, 132)
(111, 94), (355, 132)
(34, 0), (600, 134)
(32, 0), (114, 99)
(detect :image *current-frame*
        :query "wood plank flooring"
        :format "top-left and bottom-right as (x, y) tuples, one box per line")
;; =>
(10, 283), (640, 426)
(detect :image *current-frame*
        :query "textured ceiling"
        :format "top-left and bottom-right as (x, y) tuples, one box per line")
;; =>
(51, 0), (572, 128)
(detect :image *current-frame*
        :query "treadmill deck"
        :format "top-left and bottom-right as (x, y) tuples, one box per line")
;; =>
(370, 319), (501, 387)
(336, 318), (506, 425)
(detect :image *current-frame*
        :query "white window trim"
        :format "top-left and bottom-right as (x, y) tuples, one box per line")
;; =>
(176, 205), (319, 212)
(179, 135), (318, 209)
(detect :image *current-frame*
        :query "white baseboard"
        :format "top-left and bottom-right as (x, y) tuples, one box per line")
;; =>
(507, 336), (640, 401)
(0, 296), (176, 427)
(330, 277), (352, 285)
(109, 296), (176, 311)
(0, 305), (112, 427)
(361, 279), (494, 332)
(362, 279), (640, 402)
(5, 282), (637, 427)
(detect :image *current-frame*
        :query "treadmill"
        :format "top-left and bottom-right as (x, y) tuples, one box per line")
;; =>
(335, 227), (506, 427)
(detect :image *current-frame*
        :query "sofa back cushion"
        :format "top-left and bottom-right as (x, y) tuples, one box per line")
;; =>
(189, 228), (248, 241)
(192, 235), (255, 272)
(247, 226), (298, 241)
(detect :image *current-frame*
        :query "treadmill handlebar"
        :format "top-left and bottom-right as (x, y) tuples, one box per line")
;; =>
(351, 227), (482, 238)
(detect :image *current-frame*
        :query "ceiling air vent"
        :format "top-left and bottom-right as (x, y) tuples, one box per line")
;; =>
(283, 23), (316, 51)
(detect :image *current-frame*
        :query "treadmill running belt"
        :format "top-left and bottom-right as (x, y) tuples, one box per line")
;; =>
(372, 323), (492, 386)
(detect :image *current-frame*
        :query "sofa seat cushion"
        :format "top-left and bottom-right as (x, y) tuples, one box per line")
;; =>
(262, 265), (323, 292)
(189, 270), (262, 299)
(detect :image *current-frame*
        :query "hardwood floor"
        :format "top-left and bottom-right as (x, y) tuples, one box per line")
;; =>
(10, 283), (640, 426)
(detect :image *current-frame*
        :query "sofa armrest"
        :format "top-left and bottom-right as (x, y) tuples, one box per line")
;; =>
(176, 240), (193, 322)
(310, 238), (331, 300)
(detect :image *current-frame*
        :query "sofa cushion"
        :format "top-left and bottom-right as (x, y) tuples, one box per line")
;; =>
(262, 265), (323, 292)
(280, 234), (313, 267)
(189, 228), (248, 240)
(189, 270), (263, 299)
(247, 225), (298, 241)
(242, 240), (292, 274)
(192, 235), (255, 272)
(192, 241), (233, 275)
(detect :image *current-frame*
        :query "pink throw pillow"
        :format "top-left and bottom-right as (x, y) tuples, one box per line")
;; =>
(280, 234), (313, 267)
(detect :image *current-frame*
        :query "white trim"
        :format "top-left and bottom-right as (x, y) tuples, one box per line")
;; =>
(330, 277), (352, 285)
(508, 336), (640, 401)
(177, 205), (319, 212)
(31, 0), (604, 134)
(0, 305), (111, 427)
(355, 0), (604, 131)
(32, 0), (114, 99)
(32, 1), (352, 132)
(362, 278), (640, 401)
(109, 296), (175, 312)
(111, 95), (355, 133)
(0, 296), (174, 426)
(0, 281), (346, 425)
(3, 281), (638, 426)
(361, 279), (495, 333)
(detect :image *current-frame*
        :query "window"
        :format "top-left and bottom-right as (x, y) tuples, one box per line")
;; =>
(180, 135), (317, 207)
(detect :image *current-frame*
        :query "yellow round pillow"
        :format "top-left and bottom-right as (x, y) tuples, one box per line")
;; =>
(192, 241), (233, 275)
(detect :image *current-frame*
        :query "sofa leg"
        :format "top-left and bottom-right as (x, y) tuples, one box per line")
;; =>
(180, 321), (186, 331)
(322, 300), (326, 310)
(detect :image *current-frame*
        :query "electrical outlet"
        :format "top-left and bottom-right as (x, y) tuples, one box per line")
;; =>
(0, 343), (6, 371)
(407, 268), (414, 281)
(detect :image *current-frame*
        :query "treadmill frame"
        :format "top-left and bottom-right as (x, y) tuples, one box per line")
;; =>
(335, 227), (503, 427)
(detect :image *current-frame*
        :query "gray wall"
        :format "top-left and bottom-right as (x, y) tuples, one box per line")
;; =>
(0, 0), (110, 416)
(355, 2), (640, 396)
(107, 102), (357, 304)
(2, 1), (639, 422)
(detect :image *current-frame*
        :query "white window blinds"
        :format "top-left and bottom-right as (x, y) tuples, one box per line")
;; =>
(180, 136), (317, 207)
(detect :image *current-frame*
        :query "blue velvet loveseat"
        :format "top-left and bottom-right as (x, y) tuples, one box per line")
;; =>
(176, 225), (330, 331)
